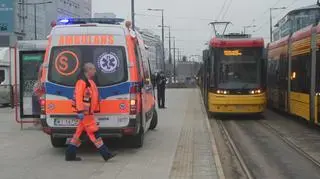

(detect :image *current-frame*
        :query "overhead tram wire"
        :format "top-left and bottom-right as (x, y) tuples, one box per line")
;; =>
(221, 0), (234, 21)
(274, 0), (300, 19)
(146, 28), (209, 32)
(135, 13), (212, 21)
(254, 0), (299, 33)
(216, 0), (229, 21)
(249, 0), (288, 26)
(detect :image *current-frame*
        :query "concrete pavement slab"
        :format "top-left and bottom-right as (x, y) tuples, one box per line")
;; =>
(0, 89), (222, 179)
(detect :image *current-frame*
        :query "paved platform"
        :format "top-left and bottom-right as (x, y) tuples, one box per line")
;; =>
(169, 89), (222, 179)
(0, 89), (222, 179)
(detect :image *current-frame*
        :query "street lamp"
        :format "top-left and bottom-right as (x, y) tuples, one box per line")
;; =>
(172, 37), (176, 82)
(166, 35), (176, 82)
(19, 1), (52, 40)
(270, 7), (286, 42)
(243, 25), (256, 34)
(159, 25), (171, 65)
(131, 0), (135, 30)
(148, 8), (165, 72)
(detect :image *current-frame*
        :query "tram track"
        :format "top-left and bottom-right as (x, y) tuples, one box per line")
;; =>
(256, 119), (320, 169)
(216, 119), (254, 179)
(212, 113), (320, 179)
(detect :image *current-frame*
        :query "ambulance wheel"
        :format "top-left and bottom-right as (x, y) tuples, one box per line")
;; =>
(149, 109), (158, 130)
(130, 127), (144, 148)
(50, 136), (67, 148)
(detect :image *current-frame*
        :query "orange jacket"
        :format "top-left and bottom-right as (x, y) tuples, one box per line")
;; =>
(73, 79), (100, 114)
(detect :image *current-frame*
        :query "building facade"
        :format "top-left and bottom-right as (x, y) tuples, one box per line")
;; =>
(1, 0), (92, 43)
(43, 0), (92, 39)
(139, 28), (163, 72)
(0, 0), (18, 46)
(273, 4), (320, 41)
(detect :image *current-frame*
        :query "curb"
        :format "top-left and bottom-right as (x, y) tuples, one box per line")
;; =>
(197, 88), (226, 179)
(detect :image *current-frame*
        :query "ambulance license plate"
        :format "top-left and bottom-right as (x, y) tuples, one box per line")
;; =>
(54, 119), (79, 126)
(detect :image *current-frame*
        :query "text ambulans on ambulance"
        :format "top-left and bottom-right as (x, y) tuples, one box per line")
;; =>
(40, 18), (158, 148)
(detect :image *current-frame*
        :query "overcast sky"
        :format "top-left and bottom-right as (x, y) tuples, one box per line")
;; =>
(93, 0), (316, 57)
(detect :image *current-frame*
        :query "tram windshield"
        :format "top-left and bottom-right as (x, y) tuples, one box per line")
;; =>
(217, 47), (262, 90)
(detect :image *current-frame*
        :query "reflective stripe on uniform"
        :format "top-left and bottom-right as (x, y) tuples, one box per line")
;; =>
(69, 137), (81, 147)
(94, 137), (104, 148)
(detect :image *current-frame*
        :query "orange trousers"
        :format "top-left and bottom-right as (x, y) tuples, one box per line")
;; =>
(70, 115), (103, 148)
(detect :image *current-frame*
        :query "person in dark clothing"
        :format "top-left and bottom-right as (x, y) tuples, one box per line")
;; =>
(156, 71), (166, 108)
(151, 73), (157, 90)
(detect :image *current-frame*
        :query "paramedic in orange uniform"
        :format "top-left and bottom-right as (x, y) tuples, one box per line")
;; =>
(65, 62), (116, 161)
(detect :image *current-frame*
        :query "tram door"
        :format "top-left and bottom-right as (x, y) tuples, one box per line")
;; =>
(278, 54), (288, 111)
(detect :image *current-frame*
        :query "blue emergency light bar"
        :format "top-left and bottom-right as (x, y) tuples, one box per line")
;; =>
(57, 18), (125, 25)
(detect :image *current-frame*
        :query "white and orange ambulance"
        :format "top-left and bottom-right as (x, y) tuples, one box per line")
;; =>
(39, 18), (158, 148)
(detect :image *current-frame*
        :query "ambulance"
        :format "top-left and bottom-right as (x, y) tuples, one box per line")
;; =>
(39, 18), (158, 148)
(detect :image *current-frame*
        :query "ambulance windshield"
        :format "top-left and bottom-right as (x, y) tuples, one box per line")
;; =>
(48, 46), (128, 87)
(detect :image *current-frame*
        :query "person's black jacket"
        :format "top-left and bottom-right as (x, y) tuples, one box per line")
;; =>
(151, 74), (156, 88)
(157, 74), (166, 89)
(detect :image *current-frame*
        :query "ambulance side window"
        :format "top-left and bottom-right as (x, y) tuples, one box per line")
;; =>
(138, 44), (151, 85)
(143, 53), (151, 85)
(134, 43), (143, 81)
(143, 59), (151, 85)
(0, 70), (5, 84)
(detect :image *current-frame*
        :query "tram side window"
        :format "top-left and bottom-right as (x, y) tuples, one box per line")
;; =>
(279, 55), (288, 79)
(316, 51), (320, 92)
(209, 50), (215, 87)
(279, 55), (288, 89)
(267, 59), (277, 88)
(274, 60), (280, 80)
(291, 54), (310, 93)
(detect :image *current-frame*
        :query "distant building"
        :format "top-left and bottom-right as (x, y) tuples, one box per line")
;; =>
(273, 4), (320, 41)
(176, 61), (201, 81)
(94, 12), (116, 18)
(138, 28), (164, 72)
(43, 0), (92, 39)
(0, 0), (92, 46)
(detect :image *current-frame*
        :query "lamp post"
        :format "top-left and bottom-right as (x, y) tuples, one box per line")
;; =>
(243, 25), (256, 34)
(131, 0), (135, 30)
(166, 35), (175, 83)
(159, 25), (171, 65)
(173, 37), (176, 82)
(19, 1), (52, 40)
(148, 8), (165, 73)
(270, 7), (286, 42)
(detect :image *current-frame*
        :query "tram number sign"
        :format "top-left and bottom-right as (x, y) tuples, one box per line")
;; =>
(224, 50), (242, 56)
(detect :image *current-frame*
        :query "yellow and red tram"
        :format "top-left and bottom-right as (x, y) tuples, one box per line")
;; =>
(201, 34), (267, 116)
(267, 24), (320, 124)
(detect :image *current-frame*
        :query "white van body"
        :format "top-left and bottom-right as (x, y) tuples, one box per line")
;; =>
(13, 40), (47, 114)
(0, 47), (11, 106)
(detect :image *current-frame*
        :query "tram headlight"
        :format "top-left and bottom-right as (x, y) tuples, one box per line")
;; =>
(250, 89), (262, 94)
(216, 90), (229, 94)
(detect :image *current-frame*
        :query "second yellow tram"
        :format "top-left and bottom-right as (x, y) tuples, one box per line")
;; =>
(201, 33), (267, 116)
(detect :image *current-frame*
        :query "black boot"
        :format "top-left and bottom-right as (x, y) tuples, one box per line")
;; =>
(65, 144), (82, 161)
(98, 145), (116, 161)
